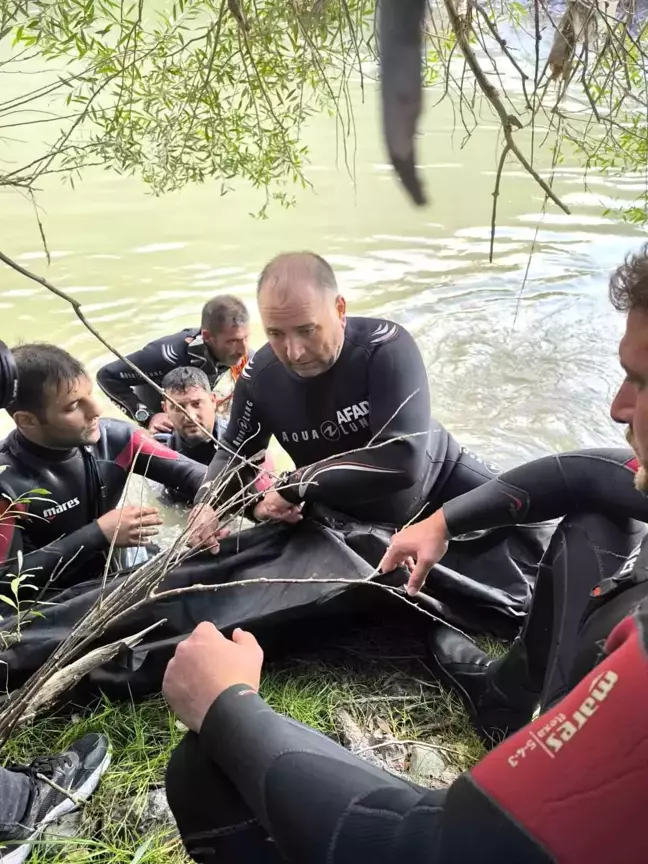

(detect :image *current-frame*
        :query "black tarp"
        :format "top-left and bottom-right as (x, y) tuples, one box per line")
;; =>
(0, 507), (547, 701)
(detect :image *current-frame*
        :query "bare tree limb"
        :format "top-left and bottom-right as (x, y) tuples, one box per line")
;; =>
(443, 0), (570, 215)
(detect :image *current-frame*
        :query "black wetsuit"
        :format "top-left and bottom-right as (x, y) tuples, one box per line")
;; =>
(156, 429), (219, 469)
(199, 316), (506, 523)
(96, 329), (241, 422)
(165, 449), (648, 864)
(154, 425), (222, 504)
(442, 448), (648, 705)
(0, 420), (205, 591)
(198, 317), (547, 629)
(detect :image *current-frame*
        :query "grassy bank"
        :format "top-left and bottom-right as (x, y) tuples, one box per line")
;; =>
(2, 624), (498, 862)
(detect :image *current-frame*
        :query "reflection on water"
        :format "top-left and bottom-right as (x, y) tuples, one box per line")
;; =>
(0, 61), (642, 480)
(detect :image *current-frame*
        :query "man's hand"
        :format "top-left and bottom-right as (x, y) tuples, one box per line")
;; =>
(147, 412), (173, 434)
(163, 622), (264, 732)
(186, 503), (230, 554)
(97, 506), (163, 547)
(253, 488), (303, 524)
(379, 508), (450, 596)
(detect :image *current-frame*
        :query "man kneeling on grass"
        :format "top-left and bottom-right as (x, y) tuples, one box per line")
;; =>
(0, 343), (206, 591)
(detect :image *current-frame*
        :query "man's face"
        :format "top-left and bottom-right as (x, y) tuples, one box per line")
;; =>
(17, 375), (101, 448)
(259, 281), (347, 378)
(203, 324), (249, 367)
(164, 386), (216, 443)
(611, 309), (648, 492)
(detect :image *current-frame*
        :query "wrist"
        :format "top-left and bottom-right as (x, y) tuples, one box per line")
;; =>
(198, 683), (257, 736)
(275, 470), (301, 505)
(436, 507), (452, 540)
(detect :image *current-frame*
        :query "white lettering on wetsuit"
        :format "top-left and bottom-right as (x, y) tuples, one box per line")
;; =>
(233, 400), (255, 448)
(42, 497), (81, 519)
(118, 368), (168, 381)
(280, 401), (370, 444)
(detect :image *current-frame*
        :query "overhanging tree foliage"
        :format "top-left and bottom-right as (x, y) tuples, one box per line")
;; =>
(0, 0), (647, 227)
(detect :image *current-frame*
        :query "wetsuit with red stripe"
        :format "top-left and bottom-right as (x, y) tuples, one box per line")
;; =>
(167, 550), (648, 864)
(441, 448), (645, 536)
(0, 419), (205, 591)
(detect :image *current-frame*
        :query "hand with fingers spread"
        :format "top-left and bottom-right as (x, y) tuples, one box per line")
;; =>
(163, 621), (264, 732)
(379, 508), (450, 596)
(253, 488), (303, 524)
(186, 503), (230, 555)
(97, 505), (163, 547)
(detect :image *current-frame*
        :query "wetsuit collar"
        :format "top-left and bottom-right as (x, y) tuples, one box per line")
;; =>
(14, 430), (78, 463)
(187, 334), (229, 376)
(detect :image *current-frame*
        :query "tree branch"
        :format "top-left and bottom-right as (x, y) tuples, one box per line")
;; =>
(442, 0), (570, 216)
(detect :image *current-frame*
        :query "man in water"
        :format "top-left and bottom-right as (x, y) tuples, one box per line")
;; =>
(187, 251), (546, 633)
(156, 252), (648, 864)
(97, 294), (251, 434)
(379, 243), (648, 744)
(0, 343), (206, 590)
(157, 366), (228, 467)
(155, 366), (273, 504)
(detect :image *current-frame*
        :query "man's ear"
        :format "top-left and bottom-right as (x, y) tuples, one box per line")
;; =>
(162, 399), (171, 417)
(12, 410), (39, 431)
(210, 392), (218, 407)
(336, 294), (347, 325)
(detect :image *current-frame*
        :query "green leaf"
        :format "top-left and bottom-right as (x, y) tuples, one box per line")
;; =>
(0, 595), (17, 610)
(30, 489), (51, 496)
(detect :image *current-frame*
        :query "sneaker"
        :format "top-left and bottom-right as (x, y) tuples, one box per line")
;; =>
(0, 732), (111, 863)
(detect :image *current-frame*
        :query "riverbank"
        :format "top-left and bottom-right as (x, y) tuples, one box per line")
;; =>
(2, 624), (499, 862)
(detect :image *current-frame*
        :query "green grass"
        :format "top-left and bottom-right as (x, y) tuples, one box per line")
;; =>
(2, 623), (496, 862)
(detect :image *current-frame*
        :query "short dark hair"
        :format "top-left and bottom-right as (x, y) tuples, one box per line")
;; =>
(201, 295), (249, 334)
(610, 244), (648, 313)
(257, 251), (338, 295)
(8, 343), (87, 417)
(162, 366), (211, 395)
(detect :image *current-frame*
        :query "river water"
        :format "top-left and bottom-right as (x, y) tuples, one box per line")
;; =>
(0, 22), (644, 474)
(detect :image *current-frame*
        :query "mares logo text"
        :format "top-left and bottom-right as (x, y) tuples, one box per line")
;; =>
(43, 497), (81, 519)
(544, 670), (618, 755)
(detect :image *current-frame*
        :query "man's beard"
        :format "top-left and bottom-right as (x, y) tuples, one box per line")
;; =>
(626, 426), (648, 493)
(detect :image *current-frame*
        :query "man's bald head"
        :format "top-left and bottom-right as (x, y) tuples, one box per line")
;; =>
(257, 252), (338, 297)
(257, 251), (346, 378)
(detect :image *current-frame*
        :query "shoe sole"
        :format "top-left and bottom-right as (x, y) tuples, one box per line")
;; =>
(1, 748), (112, 864)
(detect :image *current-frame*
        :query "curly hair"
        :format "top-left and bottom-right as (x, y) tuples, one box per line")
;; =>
(609, 244), (648, 313)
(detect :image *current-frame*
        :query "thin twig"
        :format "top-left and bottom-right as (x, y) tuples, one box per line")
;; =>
(489, 143), (510, 263)
(442, 0), (570, 216)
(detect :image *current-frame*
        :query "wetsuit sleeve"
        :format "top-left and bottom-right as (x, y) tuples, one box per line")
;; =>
(96, 342), (171, 420)
(443, 448), (646, 537)
(194, 375), (272, 508)
(280, 328), (431, 507)
(0, 497), (109, 587)
(196, 601), (648, 864)
(112, 427), (206, 498)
